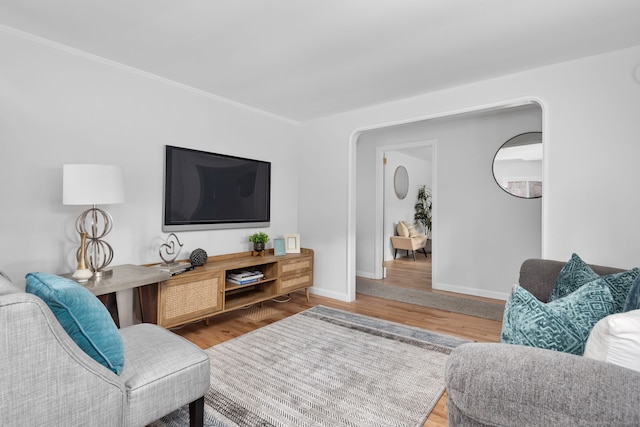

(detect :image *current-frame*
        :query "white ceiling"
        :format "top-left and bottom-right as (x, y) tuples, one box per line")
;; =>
(2, 0), (640, 121)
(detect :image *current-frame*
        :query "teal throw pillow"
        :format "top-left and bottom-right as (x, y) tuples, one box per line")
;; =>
(26, 272), (124, 374)
(501, 281), (614, 355)
(602, 268), (640, 313)
(624, 274), (640, 312)
(548, 253), (599, 301)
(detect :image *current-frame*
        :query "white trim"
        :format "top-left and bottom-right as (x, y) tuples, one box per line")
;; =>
(433, 282), (511, 302)
(308, 286), (350, 302)
(374, 140), (436, 280)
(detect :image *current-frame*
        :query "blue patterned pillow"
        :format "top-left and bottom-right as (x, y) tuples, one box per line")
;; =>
(624, 275), (640, 312)
(603, 268), (640, 313)
(501, 281), (614, 355)
(549, 253), (599, 301)
(26, 272), (124, 374)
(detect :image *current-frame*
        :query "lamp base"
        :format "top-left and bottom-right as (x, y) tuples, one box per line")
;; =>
(92, 268), (113, 279)
(72, 268), (94, 282)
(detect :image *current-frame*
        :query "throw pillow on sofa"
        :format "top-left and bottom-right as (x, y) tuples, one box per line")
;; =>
(600, 268), (640, 313)
(501, 281), (614, 355)
(584, 309), (640, 372)
(623, 274), (640, 312)
(549, 253), (599, 301)
(549, 253), (639, 313)
(25, 272), (124, 374)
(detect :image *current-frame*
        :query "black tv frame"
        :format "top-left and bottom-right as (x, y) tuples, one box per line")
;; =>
(162, 145), (271, 232)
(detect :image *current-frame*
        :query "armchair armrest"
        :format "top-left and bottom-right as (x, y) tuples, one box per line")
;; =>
(0, 293), (125, 426)
(446, 343), (640, 426)
(390, 236), (414, 250)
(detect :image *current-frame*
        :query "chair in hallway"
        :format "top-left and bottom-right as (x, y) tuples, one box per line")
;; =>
(390, 221), (430, 261)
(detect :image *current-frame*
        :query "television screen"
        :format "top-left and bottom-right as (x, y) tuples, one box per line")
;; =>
(163, 145), (270, 231)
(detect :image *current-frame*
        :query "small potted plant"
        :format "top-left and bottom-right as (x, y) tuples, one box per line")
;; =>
(248, 231), (269, 252)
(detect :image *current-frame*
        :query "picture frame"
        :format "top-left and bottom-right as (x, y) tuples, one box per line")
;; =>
(284, 234), (300, 253)
(273, 238), (286, 256)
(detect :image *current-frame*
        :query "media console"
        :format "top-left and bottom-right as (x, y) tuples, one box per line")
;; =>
(151, 248), (314, 328)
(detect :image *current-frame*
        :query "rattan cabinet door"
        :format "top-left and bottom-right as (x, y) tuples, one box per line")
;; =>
(278, 255), (313, 293)
(157, 271), (224, 328)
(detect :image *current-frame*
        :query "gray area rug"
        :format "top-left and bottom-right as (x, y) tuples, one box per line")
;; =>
(356, 277), (505, 321)
(151, 305), (472, 427)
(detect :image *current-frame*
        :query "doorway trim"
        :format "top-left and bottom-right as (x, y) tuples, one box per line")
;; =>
(346, 96), (546, 302)
(374, 140), (437, 280)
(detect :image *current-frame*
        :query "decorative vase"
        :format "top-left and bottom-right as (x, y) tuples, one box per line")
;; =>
(253, 242), (265, 252)
(72, 232), (94, 282)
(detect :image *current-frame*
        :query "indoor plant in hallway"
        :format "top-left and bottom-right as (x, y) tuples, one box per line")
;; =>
(414, 185), (432, 235)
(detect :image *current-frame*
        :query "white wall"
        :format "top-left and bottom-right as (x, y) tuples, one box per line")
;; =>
(298, 45), (640, 302)
(0, 30), (301, 285)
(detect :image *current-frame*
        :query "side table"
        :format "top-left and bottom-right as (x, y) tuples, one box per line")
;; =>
(66, 264), (169, 328)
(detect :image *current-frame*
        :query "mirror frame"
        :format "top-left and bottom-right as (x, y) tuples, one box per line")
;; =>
(393, 166), (409, 199)
(492, 131), (542, 199)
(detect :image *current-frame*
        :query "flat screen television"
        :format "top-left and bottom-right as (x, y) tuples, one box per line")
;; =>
(163, 145), (271, 231)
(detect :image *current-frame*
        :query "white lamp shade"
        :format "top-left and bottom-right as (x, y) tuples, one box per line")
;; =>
(63, 164), (125, 205)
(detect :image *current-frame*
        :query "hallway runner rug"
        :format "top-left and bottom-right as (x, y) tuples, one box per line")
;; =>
(152, 305), (472, 427)
(356, 277), (505, 321)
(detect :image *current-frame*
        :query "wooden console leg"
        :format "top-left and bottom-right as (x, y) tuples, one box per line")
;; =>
(305, 288), (310, 302)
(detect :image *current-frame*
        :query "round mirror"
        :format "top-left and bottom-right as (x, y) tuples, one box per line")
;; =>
(393, 166), (409, 199)
(492, 132), (542, 198)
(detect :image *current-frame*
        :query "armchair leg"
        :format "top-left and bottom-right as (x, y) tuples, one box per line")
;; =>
(189, 396), (205, 427)
(394, 249), (398, 259)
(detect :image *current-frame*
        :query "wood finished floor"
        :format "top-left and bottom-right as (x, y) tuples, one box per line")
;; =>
(171, 260), (503, 427)
(372, 254), (505, 304)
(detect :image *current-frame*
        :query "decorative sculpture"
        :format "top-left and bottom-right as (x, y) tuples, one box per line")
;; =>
(159, 233), (183, 266)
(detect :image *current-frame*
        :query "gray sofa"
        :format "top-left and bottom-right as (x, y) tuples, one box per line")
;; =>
(445, 259), (640, 426)
(0, 271), (210, 426)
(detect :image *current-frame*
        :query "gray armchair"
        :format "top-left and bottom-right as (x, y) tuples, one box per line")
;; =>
(445, 259), (640, 426)
(0, 272), (210, 427)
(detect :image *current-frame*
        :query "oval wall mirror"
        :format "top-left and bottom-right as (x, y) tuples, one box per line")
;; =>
(393, 166), (409, 199)
(492, 132), (543, 199)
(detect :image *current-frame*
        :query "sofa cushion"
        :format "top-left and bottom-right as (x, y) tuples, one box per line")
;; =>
(549, 253), (599, 301)
(584, 310), (640, 372)
(501, 281), (614, 355)
(25, 272), (124, 374)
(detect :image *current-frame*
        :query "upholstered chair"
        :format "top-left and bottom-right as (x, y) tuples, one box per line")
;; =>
(390, 221), (430, 261)
(0, 271), (210, 427)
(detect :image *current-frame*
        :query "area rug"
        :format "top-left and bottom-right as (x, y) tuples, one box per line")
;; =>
(356, 277), (505, 321)
(151, 305), (472, 427)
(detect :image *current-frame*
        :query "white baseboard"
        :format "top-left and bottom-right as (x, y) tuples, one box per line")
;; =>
(433, 282), (511, 301)
(307, 286), (352, 302)
(355, 270), (376, 280)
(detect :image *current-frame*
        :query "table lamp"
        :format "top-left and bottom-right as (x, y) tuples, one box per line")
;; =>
(63, 164), (125, 278)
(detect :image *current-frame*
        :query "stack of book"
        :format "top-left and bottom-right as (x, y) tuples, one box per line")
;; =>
(227, 270), (264, 285)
